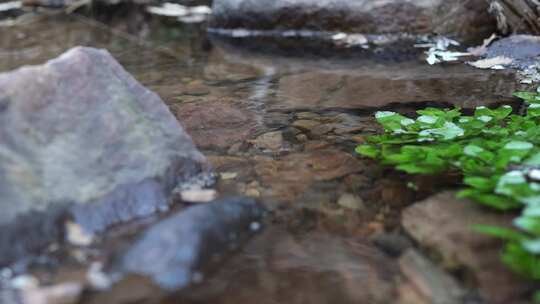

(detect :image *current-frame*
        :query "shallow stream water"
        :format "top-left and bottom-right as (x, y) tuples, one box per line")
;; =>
(0, 7), (526, 303)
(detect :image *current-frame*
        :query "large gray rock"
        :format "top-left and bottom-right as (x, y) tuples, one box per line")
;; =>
(0, 47), (208, 265)
(210, 0), (496, 42)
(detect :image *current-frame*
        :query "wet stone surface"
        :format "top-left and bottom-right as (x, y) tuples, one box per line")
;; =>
(210, 0), (496, 42)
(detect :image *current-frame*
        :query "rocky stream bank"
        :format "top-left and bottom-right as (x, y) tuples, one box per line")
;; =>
(1, 1), (540, 304)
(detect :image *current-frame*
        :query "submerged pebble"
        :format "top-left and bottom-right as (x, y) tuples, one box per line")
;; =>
(118, 197), (265, 290)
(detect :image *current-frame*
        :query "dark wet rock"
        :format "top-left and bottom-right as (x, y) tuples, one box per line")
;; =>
(210, 0), (495, 42)
(118, 196), (265, 290)
(0, 47), (207, 265)
(398, 249), (466, 304)
(172, 99), (258, 150)
(402, 192), (534, 303)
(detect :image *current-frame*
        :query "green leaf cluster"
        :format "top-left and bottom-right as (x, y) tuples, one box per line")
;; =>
(356, 88), (540, 293)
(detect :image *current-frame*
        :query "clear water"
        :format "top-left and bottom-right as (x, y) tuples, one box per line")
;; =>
(0, 9), (524, 303)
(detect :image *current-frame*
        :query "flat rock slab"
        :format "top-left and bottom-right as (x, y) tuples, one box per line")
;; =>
(402, 191), (533, 303)
(210, 0), (495, 41)
(0, 47), (207, 265)
(273, 66), (520, 110)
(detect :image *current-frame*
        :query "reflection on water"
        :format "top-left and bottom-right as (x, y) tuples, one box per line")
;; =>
(0, 10), (524, 303)
(1, 13), (522, 113)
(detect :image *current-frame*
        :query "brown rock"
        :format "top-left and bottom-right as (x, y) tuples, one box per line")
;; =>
(296, 134), (308, 142)
(173, 100), (257, 149)
(337, 193), (365, 211)
(398, 249), (466, 304)
(276, 68), (519, 111)
(303, 140), (331, 151)
(292, 119), (321, 131)
(254, 149), (362, 201)
(310, 124), (335, 136)
(402, 192), (533, 303)
(249, 131), (284, 151)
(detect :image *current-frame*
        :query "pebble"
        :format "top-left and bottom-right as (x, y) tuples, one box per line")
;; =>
(292, 120), (321, 131)
(337, 193), (365, 211)
(65, 221), (94, 246)
(249, 131), (283, 151)
(310, 124), (335, 136)
(249, 221), (261, 232)
(351, 135), (366, 143)
(86, 262), (112, 290)
(180, 189), (218, 203)
(296, 134), (308, 142)
(304, 140), (331, 151)
(296, 112), (320, 120)
(220, 172), (238, 180)
(366, 221), (384, 234)
(245, 188), (261, 198)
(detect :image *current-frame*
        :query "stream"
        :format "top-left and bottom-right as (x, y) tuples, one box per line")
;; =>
(0, 4), (528, 304)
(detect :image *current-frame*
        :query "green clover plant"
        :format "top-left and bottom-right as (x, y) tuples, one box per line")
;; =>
(357, 87), (540, 294)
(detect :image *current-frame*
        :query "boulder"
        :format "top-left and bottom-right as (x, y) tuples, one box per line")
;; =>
(0, 47), (208, 265)
(210, 0), (496, 42)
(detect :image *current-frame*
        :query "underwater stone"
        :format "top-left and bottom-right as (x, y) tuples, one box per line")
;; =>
(119, 197), (265, 290)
